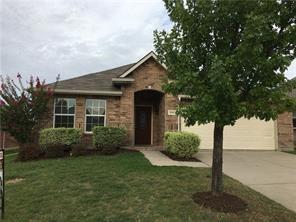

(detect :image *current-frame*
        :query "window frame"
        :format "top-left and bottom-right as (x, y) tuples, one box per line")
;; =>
(53, 97), (76, 128)
(84, 99), (107, 133)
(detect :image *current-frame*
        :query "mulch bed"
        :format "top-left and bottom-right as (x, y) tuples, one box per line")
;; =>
(161, 151), (201, 162)
(15, 148), (138, 162)
(72, 148), (138, 156)
(192, 191), (247, 213)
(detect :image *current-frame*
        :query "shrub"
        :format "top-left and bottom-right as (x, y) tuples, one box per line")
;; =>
(39, 128), (82, 147)
(164, 131), (200, 158)
(0, 74), (58, 145)
(18, 143), (43, 161)
(92, 126), (127, 154)
(70, 143), (86, 157)
(44, 143), (68, 158)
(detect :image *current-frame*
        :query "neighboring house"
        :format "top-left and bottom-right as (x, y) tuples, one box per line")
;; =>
(2, 51), (295, 150)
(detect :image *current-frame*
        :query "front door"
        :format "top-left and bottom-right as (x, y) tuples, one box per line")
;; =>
(135, 106), (152, 145)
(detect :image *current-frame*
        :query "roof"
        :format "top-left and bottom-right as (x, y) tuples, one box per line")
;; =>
(52, 63), (134, 95)
(50, 51), (166, 96)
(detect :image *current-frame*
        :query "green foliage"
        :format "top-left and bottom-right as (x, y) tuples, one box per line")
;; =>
(18, 143), (43, 161)
(70, 143), (87, 157)
(92, 126), (127, 153)
(164, 131), (200, 158)
(39, 128), (82, 147)
(154, 0), (296, 127)
(43, 143), (68, 158)
(0, 75), (59, 144)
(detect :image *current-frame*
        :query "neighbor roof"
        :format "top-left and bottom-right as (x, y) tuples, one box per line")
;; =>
(51, 63), (134, 96)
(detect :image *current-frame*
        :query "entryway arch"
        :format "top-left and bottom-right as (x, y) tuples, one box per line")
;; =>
(134, 89), (165, 145)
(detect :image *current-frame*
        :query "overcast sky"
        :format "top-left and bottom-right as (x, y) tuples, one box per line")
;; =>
(1, 0), (295, 84)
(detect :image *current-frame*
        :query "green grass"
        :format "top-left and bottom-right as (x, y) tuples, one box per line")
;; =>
(4, 147), (19, 155)
(4, 152), (296, 222)
(284, 150), (296, 155)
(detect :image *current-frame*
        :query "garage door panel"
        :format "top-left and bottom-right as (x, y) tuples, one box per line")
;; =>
(181, 118), (275, 150)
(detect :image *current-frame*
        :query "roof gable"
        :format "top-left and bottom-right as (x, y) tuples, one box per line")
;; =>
(119, 51), (166, 78)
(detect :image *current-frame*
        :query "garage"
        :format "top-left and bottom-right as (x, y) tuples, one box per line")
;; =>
(181, 118), (276, 150)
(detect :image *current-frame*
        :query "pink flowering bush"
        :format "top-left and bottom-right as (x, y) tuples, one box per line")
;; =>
(0, 74), (59, 160)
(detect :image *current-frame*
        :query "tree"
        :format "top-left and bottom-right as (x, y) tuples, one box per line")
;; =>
(154, 0), (296, 195)
(0, 74), (58, 156)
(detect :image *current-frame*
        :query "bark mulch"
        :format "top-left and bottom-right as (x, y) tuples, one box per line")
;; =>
(192, 191), (248, 213)
(161, 151), (201, 162)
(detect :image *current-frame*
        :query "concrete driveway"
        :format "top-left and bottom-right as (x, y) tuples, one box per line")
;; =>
(195, 150), (296, 213)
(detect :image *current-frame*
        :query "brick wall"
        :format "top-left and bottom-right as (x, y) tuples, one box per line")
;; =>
(119, 58), (178, 146)
(0, 132), (18, 148)
(277, 112), (294, 151)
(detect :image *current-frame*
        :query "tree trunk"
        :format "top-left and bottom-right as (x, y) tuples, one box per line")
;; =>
(211, 122), (224, 195)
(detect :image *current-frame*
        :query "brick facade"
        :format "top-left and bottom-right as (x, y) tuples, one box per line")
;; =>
(277, 112), (294, 151)
(0, 132), (18, 148)
(43, 58), (179, 147)
(117, 58), (178, 146)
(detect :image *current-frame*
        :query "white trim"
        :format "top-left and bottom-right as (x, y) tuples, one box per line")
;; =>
(53, 97), (76, 128)
(134, 105), (153, 145)
(119, 51), (167, 78)
(54, 89), (122, 96)
(112, 78), (134, 83)
(84, 99), (106, 133)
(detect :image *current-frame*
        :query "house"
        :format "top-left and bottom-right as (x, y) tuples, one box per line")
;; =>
(44, 51), (294, 151)
(0, 51), (290, 151)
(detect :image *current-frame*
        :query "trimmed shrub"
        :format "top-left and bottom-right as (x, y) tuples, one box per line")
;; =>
(44, 143), (68, 158)
(39, 128), (82, 147)
(92, 126), (127, 154)
(164, 131), (200, 158)
(18, 143), (43, 161)
(70, 143), (86, 157)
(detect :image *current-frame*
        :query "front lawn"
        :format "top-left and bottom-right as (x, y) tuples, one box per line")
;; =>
(4, 151), (296, 221)
(4, 147), (19, 155)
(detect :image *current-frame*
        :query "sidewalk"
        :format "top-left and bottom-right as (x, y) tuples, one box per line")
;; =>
(140, 150), (208, 168)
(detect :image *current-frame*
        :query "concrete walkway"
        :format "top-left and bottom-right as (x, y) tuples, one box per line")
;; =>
(195, 150), (296, 213)
(140, 150), (208, 168)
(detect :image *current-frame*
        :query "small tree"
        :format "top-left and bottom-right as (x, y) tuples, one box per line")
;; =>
(154, 0), (296, 195)
(0, 74), (58, 156)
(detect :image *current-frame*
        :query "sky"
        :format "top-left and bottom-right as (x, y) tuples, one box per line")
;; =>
(0, 0), (295, 84)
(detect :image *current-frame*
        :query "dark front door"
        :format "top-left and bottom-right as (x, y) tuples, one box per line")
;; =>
(135, 106), (152, 145)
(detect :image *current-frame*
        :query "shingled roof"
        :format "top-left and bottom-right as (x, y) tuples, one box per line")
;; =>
(52, 63), (134, 95)
(50, 51), (166, 96)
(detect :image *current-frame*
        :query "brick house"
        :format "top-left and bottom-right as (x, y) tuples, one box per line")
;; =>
(3, 52), (294, 150)
(47, 52), (177, 148)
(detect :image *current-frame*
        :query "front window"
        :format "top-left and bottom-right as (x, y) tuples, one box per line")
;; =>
(54, 98), (76, 128)
(85, 99), (106, 132)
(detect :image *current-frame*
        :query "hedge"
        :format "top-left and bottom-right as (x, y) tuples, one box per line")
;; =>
(164, 131), (200, 158)
(39, 128), (82, 146)
(92, 126), (127, 153)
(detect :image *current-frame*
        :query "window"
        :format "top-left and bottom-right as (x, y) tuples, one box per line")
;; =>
(54, 98), (76, 128)
(85, 99), (106, 132)
(293, 112), (296, 129)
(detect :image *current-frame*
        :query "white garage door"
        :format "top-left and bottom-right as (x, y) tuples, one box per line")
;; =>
(181, 118), (276, 150)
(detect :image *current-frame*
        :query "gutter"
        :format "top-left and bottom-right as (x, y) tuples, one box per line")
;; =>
(54, 89), (122, 96)
(112, 78), (134, 84)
